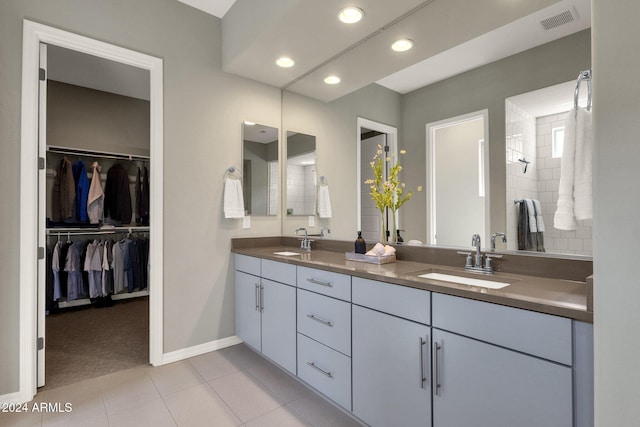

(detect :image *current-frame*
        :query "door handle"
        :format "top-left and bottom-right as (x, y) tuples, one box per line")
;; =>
(419, 336), (427, 389)
(259, 284), (264, 312)
(254, 283), (260, 311)
(433, 341), (442, 396)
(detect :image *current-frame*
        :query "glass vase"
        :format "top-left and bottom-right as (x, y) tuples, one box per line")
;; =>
(389, 210), (397, 244)
(380, 214), (387, 244)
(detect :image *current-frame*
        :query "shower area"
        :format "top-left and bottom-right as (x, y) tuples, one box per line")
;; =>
(505, 78), (592, 256)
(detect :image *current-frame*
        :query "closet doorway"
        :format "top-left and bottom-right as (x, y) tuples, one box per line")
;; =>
(20, 21), (164, 400)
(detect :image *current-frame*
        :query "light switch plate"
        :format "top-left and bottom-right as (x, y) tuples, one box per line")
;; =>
(243, 216), (251, 229)
(308, 216), (315, 226)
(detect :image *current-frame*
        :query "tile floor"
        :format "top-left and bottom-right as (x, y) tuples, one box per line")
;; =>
(2, 344), (363, 427)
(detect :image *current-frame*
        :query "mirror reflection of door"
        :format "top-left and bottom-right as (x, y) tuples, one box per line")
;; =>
(427, 111), (489, 248)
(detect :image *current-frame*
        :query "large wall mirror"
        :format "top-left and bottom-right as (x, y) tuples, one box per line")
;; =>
(242, 122), (279, 216)
(279, 26), (591, 258)
(286, 131), (316, 216)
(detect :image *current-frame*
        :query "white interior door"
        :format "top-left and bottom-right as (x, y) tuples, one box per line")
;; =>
(37, 42), (48, 388)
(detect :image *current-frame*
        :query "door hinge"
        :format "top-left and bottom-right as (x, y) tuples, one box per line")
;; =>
(38, 247), (45, 260)
(39, 68), (46, 81)
(37, 337), (44, 350)
(38, 157), (45, 170)
(384, 145), (390, 153)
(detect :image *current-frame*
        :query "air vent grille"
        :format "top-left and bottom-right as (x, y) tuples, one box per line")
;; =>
(539, 9), (575, 30)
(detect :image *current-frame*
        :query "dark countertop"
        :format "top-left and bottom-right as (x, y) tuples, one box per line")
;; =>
(233, 245), (592, 323)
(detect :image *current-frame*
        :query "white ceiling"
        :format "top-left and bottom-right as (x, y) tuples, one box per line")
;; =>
(177, 0), (236, 18)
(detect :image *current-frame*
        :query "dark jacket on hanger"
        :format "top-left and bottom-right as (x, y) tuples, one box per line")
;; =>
(51, 157), (75, 222)
(72, 160), (90, 222)
(104, 163), (132, 225)
(136, 166), (150, 226)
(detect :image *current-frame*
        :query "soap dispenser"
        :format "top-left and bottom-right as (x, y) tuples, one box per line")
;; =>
(396, 229), (404, 243)
(355, 231), (366, 254)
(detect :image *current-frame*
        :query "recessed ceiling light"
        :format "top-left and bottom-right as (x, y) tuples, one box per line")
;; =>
(276, 57), (295, 68)
(338, 7), (364, 24)
(324, 75), (341, 85)
(392, 39), (414, 52)
(244, 121), (256, 126)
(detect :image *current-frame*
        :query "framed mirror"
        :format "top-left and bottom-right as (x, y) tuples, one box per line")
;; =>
(286, 131), (316, 216)
(242, 122), (279, 216)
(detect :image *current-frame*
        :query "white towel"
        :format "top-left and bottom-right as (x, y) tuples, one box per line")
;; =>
(87, 162), (104, 224)
(224, 177), (245, 218)
(532, 199), (545, 232)
(554, 108), (579, 230)
(525, 199), (537, 233)
(317, 184), (332, 218)
(366, 242), (385, 256)
(574, 108), (593, 220)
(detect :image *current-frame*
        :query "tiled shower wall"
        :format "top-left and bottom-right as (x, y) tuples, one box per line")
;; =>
(286, 164), (316, 215)
(506, 100), (537, 250)
(506, 101), (593, 255)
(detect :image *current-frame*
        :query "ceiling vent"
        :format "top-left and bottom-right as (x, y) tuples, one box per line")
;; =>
(539, 9), (575, 30)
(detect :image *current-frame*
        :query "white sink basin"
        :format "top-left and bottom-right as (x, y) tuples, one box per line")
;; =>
(418, 272), (511, 290)
(273, 251), (300, 256)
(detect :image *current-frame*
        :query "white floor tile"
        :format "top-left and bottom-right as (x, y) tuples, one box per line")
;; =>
(288, 395), (363, 427)
(245, 406), (311, 427)
(187, 349), (241, 381)
(209, 370), (283, 423)
(99, 367), (159, 415)
(163, 383), (241, 427)
(106, 397), (176, 427)
(148, 361), (205, 397)
(246, 360), (313, 404)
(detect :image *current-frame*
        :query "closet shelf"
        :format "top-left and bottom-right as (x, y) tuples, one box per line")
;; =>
(47, 145), (150, 161)
(57, 289), (149, 309)
(46, 226), (150, 235)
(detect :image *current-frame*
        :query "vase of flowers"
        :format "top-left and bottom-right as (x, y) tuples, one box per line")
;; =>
(365, 145), (422, 243)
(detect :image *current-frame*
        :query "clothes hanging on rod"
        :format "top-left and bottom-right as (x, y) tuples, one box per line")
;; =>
(87, 162), (105, 224)
(136, 166), (150, 226)
(104, 163), (133, 225)
(51, 157), (75, 222)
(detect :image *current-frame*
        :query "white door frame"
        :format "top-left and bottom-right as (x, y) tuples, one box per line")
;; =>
(356, 117), (398, 233)
(19, 20), (164, 402)
(426, 109), (490, 246)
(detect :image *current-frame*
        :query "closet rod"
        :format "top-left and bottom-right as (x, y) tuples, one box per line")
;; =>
(47, 145), (150, 162)
(46, 226), (149, 235)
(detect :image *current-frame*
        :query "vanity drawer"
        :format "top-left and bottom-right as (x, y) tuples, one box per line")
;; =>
(352, 277), (431, 325)
(297, 266), (351, 301)
(297, 333), (351, 411)
(235, 254), (260, 276)
(297, 289), (351, 356)
(432, 293), (572, 365)
(262, 259), (296, 286)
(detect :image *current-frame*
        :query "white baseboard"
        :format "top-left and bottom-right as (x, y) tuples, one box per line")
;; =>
(160, 335), (243, 365)
(0, 391), (27, 405)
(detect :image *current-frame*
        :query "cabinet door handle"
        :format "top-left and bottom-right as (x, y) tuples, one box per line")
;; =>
(259, 285), (264, 312)
(433, 341), (442, 396)
(306, 361), (333, 378)
(306, 278), (332, 287)
(419, 336), (427, 389)
(254, 283), (260, 311)
(306, 314), (333, 327)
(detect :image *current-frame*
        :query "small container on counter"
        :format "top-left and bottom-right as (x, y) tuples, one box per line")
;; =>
(355, 231), (366, 254)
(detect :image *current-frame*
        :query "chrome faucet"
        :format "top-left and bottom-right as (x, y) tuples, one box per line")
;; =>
(307, 227), (331, 238)
(490, 232), (507, 251)
(471, 234), (483, 268)
(295, 227), (313, 251)
(458, 233), (502, 274)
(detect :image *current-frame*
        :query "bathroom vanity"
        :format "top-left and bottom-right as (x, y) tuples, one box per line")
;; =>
(232, 238), (593, 427)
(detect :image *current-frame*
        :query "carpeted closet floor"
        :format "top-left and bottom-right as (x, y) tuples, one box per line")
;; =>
(42, 296), (149, 391)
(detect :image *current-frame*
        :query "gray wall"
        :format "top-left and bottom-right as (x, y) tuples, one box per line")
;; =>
(592, 0), (640, 424)
(282, 83), (403, 238)
(48, 80), (150, 157)
(0, 0), (281, 395)
(401, 29), (591, 241)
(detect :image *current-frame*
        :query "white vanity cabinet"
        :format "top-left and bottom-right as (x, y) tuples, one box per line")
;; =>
(431, 293), (574, 427)
(351, 277), (432, 427)
(296, 268), (352, 410)
(234, 255), (297, 374)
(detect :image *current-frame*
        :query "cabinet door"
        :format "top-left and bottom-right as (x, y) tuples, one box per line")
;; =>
(432, 329), (572, 427)
(261, 279), (297, 375)
(352, 305), (431, 427)
(235, 270), (261, 351)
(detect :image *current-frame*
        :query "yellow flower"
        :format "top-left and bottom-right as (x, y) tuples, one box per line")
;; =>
(400, 149), (406, 155)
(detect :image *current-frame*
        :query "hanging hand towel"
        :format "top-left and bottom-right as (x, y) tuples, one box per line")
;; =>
(532, 199), (545, 232)
(574, 108), (593, 220)
(554, 108), (578, 230)
(87, 162), (105, 224)
(525, 199), (538, 233)
(317, 184), (332, 218)
(224, 176), (245, 218)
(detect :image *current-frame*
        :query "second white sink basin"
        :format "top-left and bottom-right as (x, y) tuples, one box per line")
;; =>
(273, 251), (300, 256)
(418, 272), (511, 290)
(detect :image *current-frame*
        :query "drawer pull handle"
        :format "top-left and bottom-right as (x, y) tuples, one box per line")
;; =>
(419, 336), (427, 389)
(306, 361), (333, 378)
(433, 341), (442, 396)
(306, 314), (333, 327)
(307, 278), (333, 287)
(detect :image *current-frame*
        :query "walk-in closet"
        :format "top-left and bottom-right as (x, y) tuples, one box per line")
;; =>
(38, 44), (152, 389)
